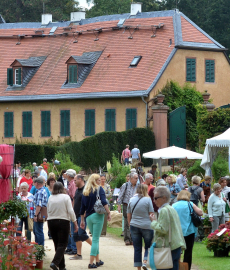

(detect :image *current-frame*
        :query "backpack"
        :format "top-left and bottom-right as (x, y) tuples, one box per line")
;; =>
(189, 186), (200, 206)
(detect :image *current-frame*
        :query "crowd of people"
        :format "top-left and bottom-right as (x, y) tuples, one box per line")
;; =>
(14, 153), (230, 270)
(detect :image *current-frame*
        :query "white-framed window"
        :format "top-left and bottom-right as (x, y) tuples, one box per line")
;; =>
(15, 68), (21, 85)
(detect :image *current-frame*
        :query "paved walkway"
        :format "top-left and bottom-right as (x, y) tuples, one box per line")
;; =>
(41, 223), (199, 270)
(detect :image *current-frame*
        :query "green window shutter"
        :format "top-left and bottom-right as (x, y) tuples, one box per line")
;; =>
(105, 109), (116, 131)
(18, 68), (22, 85)
(4, 112), (14, 137)
(205, 60), (215, 82)
(23, 111), (32, 137)
(60, 110), (70, 136)
(126, 109), (136, 130)
(7, 68), (13, 86)
(69, 65), (77, 83)
(41, 111), (51, 137)
(85, 110), (95, 136)
(186, 58), (196, 82)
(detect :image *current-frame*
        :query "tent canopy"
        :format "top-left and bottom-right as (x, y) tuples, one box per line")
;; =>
(200, 128), (230, 176)
(143, 146), (203, 160)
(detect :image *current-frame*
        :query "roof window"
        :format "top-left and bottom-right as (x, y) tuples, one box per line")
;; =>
(130, 56), (142, 67)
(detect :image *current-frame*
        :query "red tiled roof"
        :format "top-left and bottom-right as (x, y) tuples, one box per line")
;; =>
(0, 17), (175, 97)
(181, 17), (213, 44)
(0, 12), (224, 99)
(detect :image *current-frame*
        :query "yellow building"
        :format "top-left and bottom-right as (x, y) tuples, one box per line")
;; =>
(0, 7), (229, 144)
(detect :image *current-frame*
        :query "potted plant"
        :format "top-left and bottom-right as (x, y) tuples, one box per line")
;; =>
(34, 244), (45, 269)
(203, 216), (212, 235)
(203, 224), (230, 257)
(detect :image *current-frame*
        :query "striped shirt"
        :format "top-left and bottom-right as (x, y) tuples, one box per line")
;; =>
(117, 181), (139, 205)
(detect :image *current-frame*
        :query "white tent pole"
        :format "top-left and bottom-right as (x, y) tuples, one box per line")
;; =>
(159, 158), (162, 177)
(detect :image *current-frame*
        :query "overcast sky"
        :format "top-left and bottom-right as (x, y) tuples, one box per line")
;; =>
(77, 0), (94, 9)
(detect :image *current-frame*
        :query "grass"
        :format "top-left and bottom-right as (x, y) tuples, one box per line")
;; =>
(107, 227), (123, 238)
(107, 227), (230, 270)
(192, 242), (230, 270)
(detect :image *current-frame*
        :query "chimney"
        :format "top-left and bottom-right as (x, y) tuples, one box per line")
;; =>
(41, 14), (52, 25)
(70, 11), (86, 22)
(130, 2), (142, 16)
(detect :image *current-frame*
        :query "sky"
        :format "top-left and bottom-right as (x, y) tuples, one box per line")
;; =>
(77, 0), (94, 9)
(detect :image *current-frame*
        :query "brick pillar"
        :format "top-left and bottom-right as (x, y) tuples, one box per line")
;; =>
(202, 90), (215, 111)
(152, 93), (169, 150)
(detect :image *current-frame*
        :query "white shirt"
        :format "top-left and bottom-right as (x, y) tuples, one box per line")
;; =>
(40, 169), (47, 181)
(63, 178), (68, 189)
(158, 203), (169, 213)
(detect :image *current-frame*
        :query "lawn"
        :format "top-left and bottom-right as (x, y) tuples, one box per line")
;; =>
(192, 242), (230, 270)
(107, 227), (230, 270)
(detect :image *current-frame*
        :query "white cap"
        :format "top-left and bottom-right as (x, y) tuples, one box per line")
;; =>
(130, 168), (136, 173)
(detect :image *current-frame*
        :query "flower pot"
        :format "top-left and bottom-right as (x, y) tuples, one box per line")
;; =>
(214, 249), (229, 257)
(203, 226), (212, 235)
(36, 260), (43, 269)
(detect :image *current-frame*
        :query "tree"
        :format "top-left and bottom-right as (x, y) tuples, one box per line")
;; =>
(0, 0), (79, 23)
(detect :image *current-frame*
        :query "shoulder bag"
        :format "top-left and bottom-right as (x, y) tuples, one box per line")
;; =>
(153, 207), (173, 269)
(94, 187), (107, 214)
(131, 196), (142, 215)
(221, 193), (230, 213)
(37, 207), (48, 223)
(188, 202), (202, 227)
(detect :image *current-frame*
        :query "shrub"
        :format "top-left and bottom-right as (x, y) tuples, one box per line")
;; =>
(59, 128), (155, 171)
(47, 151), (81, 177)
(212, 155), (229, 181)
(14, 144), (44, 165)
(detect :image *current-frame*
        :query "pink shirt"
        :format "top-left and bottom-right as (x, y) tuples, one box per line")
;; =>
(68, 180), (77, 199)
(122, 148), (131, 159)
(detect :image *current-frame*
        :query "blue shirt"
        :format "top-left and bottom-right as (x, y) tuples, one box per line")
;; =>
(172, 200), (196, 236)
(80, 186), (108, 218)
(30, 185), (50, 199)
(131, 148), (140, 159)
(166, 183), (181, 198)
(33, 186), (48, 216)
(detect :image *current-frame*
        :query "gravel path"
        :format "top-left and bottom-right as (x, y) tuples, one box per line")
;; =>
(41, 223), (199, 270)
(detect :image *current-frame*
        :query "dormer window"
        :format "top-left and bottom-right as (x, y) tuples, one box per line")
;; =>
(15, 68), (22, 85)
(6, 56), (46, 90)
(62, 51), (102, 89)
(68, 65), (78, 83)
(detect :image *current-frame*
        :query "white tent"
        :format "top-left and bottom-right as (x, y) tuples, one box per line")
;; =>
(143, 146), (203, 174)
(200, 128), (230, 176)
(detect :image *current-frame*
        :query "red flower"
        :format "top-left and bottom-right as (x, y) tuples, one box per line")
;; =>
(30, 207), (34, 210)
(3, 208), (5, 210)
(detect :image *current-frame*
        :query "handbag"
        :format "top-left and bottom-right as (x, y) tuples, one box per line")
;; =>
(37, 207), (48, 223)
(27, 217), (33, 231)
(150, 207), (173, 269)
(94, 187), (106, 214)
(188, 202), (202, 227)
(221, 193), (230, 213)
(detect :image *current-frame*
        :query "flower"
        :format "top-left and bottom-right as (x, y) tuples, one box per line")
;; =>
(30, 207), (34, 210)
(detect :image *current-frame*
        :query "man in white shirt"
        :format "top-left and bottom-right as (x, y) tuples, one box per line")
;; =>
(38, 166), (47, 181)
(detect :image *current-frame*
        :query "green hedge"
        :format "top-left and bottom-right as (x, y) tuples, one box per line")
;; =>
(14, 128), (155, 170)
(59, 128), (155, 170)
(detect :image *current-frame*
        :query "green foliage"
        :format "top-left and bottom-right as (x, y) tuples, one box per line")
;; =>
(197, 105), (230, 147)
(14, 144), (58, 166)
(187, 160), (205, 180)
(14, 144), (45, 166)
(212, 155), (229, 181)
(47, 151), (81, 177)
(160, 81), (203, 150)
(59, 128), (155, 171)
(108, 154), (131, 188)
(34, 244), (46, 261)
(0, 197), (28, 223)
(0, 0), (79, 23)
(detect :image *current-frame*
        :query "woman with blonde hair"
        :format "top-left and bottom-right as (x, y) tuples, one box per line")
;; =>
(80, 174), (111, 269)
(188, 175), (205, 206)
(127, 184), (154, 270)
(166, 174), (181, 205)
(173, 190), (203, 270)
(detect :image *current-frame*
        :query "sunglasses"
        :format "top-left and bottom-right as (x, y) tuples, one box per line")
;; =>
(154, 196), (162, 201)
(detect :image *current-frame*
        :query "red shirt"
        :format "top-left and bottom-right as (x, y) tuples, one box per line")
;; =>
(143, 182), (154, 192)
(19, 177), (33, 189)
(41, 162), (49, 174)
(148, 187), (159, 212)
